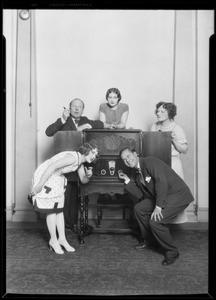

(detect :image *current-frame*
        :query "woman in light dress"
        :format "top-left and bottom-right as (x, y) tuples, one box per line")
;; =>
(98, 87), (130, 204)
(29, 143), (99, 254)
(99, 87), (129, 129)
(150, 101), (189, 223)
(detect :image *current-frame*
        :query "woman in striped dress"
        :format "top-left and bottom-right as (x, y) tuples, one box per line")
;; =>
(29, 143), (99, 254)
(150, 102), (189, 223)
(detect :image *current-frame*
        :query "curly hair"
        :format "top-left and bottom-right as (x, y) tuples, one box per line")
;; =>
(106, 88), (122, 102)
(77, 143), (100, 161)
(155, 101), (177, 120)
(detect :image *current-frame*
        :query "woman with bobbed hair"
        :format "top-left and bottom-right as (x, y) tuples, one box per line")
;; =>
(29, 143), (99, 254)
(150, 102), (189, 223)
(99, 87), (129, 129)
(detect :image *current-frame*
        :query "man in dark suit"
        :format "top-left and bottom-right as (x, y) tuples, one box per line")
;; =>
(46, 98), (104, 234)
(118, 147), (194, 266)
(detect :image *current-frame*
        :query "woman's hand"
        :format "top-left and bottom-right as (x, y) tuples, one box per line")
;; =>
(171, 131), (188, 154)
(30, 184), (42, 196)
(85, 166), (93, 178)
(171, 131), (177, 142)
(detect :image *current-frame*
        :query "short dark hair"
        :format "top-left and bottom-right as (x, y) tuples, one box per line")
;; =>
(106, 88), (122, 102)
(155, 101), (177, 120)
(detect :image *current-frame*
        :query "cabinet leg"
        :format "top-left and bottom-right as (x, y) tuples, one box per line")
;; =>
(130, 208), (133, 225)
(123, 208), (126, 220)
(79, 196), (85, 244)
(97, 207), (102, 227)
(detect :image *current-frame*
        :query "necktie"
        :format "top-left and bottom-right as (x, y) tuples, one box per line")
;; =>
(137, 168), (146, 186)
(136, 168), (153, 198)
(74, 119), (79, 126)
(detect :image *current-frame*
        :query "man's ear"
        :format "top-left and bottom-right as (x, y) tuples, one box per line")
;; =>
(133, 151), (139, 157)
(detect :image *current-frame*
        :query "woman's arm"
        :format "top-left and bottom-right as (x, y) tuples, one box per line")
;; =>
(115, 111), (129, 129)
(150, 123), (157, 131)
(99, 111), (114, 129)
(171, 129), (188, 154)
(31, 154), (76, 195)
(171, 138), (188, 154)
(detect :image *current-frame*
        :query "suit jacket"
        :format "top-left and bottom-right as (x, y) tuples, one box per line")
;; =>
(124, 156), (194, 209)
(45, 116), (104, 137)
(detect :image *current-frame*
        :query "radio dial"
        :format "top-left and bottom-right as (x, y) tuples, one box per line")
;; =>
(101, 169), (106, 175)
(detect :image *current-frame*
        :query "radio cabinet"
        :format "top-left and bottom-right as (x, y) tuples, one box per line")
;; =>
(53, 129), (171, 243)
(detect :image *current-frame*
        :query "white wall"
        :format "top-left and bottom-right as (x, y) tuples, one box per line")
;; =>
(197, 10), (213, 219)
(4, 9), (214, 221)
(35, 10), (175, 162)
(3, 10), (17, 219)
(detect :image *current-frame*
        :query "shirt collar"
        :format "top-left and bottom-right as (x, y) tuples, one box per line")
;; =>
(72, 117), (80, 124)
(135, 161), (141, 173)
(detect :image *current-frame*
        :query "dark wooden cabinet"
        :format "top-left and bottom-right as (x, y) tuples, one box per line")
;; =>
(54, 129), (171, 180)
(53, 129), (171, 243)
(141, 131), (171, 166)
(53, 131), (83, 154)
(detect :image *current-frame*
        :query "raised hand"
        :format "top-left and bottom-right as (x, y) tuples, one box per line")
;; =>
(62, 107), (70, 121)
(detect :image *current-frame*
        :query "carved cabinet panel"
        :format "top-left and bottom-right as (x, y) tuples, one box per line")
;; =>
(53, 129), (171, 183)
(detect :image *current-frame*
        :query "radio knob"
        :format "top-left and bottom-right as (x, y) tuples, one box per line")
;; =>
(101, 169), (106, 175)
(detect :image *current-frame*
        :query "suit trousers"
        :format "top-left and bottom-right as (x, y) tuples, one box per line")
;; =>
(63, 181), (79, 226)
(134, 198), (189, 256)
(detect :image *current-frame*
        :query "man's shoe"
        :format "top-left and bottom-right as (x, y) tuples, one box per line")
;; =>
(65, 223), (79, 234)
(134, 242), (160, 251)
(134, 243), (150, 250)
(65, 223), (72, 229)
(84, 224), (94, 236)
(161, 253), (179, 266)
(72, 224), (79, 234)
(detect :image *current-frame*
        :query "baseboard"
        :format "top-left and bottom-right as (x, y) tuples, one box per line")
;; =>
(6, 209), (13, 221)
(197, 207), (208, 222)
(7, 205), (208, 223)
(12, 210), (38, 222)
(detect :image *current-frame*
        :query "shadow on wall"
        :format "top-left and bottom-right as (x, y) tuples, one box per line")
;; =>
(40, 138), (55, 163)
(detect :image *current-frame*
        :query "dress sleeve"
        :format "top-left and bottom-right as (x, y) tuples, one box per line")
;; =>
(99, 103), (106, 113)
(122, 103), (129, 113)
(174, 125), (188, 144)
(150, 123), (157, 131)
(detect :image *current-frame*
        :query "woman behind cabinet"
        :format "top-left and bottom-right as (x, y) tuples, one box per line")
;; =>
(150, 101), (189, 223)
(99, 87), (129, 129)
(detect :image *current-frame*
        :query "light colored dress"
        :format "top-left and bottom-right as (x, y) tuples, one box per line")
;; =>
(99, 103), (129, 125)
(150, 121), (188, 223)
(150, 121), (187, 179)
(31, 151), (81, 214)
